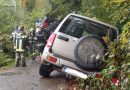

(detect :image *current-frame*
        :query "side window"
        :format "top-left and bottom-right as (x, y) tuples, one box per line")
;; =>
(60, 17), (72, 33)
(112, 29), (118, 40)
(59, 17), (87, 38)
(70, 24), (84, 38)
(82, 30), (89, 36)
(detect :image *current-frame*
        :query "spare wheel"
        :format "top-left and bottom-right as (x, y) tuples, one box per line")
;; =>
(74, 34), (107, 71)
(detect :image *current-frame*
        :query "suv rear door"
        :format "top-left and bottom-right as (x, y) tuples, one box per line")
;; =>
(52, 16), (87, 61)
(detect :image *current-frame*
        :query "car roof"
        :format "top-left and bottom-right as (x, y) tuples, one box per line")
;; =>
(69, 13), (118, 32)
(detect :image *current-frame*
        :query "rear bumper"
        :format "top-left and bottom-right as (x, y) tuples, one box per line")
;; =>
(41, 52), (95, 77)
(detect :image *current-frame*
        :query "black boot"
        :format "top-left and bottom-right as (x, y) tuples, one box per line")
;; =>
(15, 59), (19, 67)
(15, 53), (20, 67)
(22, 62), (26, 67)
(15, 63), (19, 67)
(21, 53), (26, 67)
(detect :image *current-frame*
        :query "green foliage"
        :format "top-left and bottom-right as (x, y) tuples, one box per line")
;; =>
(23, 0), (51, 29)
(26, 0), (36, 12)
(49, 0), (129, 33)
(0, 6), (15, 33)
(81, 0), (130, 32)
(47, 0), (81, 20)
(0, 52), (14, 68)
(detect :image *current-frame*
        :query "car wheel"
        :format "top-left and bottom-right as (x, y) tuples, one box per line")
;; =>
(74, 34), (107, 71)
(39, 64), (53, 77)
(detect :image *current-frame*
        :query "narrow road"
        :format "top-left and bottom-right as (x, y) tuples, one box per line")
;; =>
(0, 60), (68, 90)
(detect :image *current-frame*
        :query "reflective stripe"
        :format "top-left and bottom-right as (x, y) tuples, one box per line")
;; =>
(14, 46), (16, 49)
(16, 49), (25, 52)
(16, 38), (19, 49)
(16, 37), (25, 52)
(19, 39), (22, 51)
(33, 53), (35, 55)
(37, 43), (44, 46)
(29, 41), (35, 43)
(22, 36), (27, 38)
(16, 35), (26, 39)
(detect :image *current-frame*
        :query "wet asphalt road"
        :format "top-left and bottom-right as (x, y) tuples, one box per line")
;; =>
(0, 60), (67, 90)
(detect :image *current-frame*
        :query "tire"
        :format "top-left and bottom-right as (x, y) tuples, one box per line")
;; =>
(39, 64), (53, 77)
(74, 34), (107, 71)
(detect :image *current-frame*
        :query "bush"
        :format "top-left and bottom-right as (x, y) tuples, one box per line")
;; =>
(0, 52), (14, 68)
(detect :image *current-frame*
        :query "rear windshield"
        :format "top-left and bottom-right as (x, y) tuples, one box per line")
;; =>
(59, 15), (117, 41)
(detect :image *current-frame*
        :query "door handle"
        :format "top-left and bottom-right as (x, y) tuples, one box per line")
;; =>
(57, 35), (69, 41)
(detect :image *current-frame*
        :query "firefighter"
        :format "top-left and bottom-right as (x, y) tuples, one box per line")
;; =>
(28, 28), (36, 60)
(40, 16), (49, 30)
(35, 29), (46, 56)
(15, 26), (28, 67)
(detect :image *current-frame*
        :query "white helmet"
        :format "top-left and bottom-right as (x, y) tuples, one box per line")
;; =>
(36, 28), (40, 33)
(30, 28), (35, 31)
(18, 25), (24, 31)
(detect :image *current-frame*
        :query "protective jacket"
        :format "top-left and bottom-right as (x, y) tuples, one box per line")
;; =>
(35, 30), (46, 53)
(29, 29), (36, 44)
(28, 28), (36, 54)
(15, 30), (27, 52)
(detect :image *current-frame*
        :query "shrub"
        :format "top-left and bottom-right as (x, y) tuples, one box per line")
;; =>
(0, 52), (14, 68)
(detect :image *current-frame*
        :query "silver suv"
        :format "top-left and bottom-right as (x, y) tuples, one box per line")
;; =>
(39, 13), (118, 79)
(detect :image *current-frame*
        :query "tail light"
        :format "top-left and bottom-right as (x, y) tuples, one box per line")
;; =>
(45, 33), (56, 52)
(46, 55), (57, 62)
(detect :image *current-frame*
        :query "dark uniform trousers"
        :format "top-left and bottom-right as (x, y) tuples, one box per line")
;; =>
(15, 52), (26, 66)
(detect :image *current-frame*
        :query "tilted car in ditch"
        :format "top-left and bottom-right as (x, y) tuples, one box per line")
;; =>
(39, 13), (118, 79)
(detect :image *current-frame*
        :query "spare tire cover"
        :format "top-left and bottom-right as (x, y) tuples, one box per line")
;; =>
(74, 34), (107, 70)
